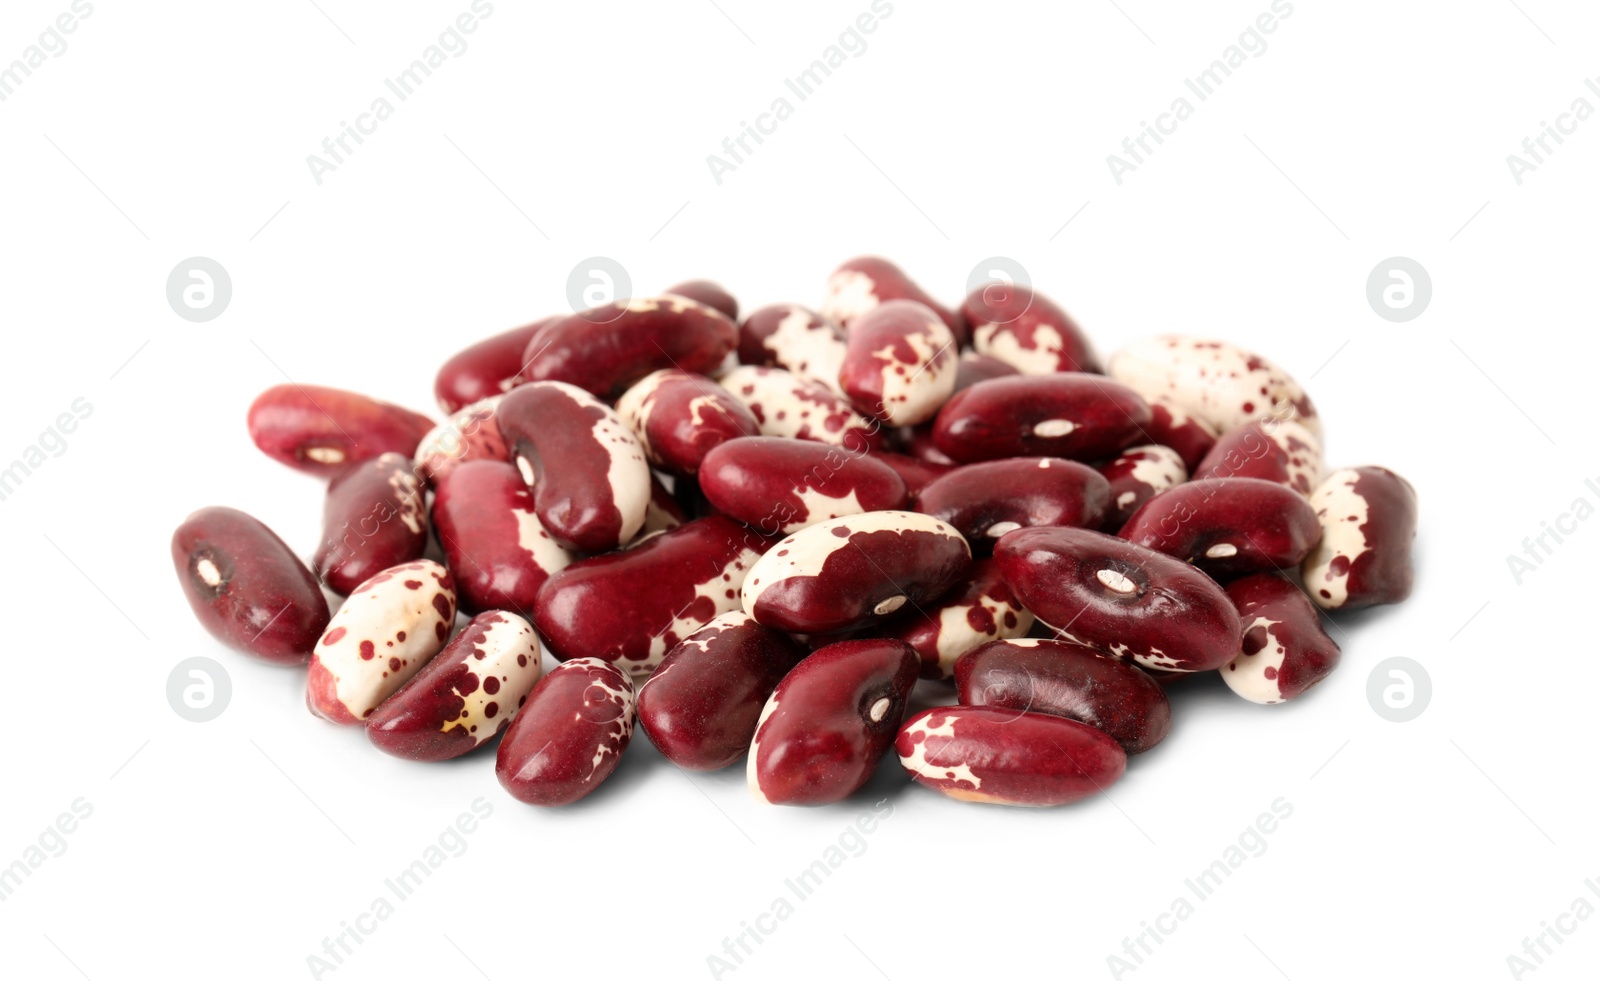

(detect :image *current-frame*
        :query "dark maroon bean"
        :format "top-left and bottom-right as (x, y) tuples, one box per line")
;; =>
(518, 296), (738, 398)
(664, 279), (739, 320)
(413, 396), (508, 488)
(247, 384), (435, 477)
(698, 436), (909, 536)
(496, 657), (635, 806)
(902, 424), (957, 466)
(1303, 466), (1418, 610)
(916, 457), (1111, 548)
(1223, 574), (1341, 704)
(737, 304), (847, 393)
(820, 255), (965, 345)
(1144, 400), (1218, 473)
(994, 526), (1241, 673)
(312, 453), (427, 595)
(838, 299), (958, 427)
(868, 450), (954, 501)
(961, 284), (1099, 374)
(1097, 445), (1187, 530)
(433, 318), (556, 414)
(1117, 477), (1323, 577)
(953, 352), (1020, 393)
(616, 370), (761, 476)
(896, 705), (1126, 806)
(432, 460), (573, 619)
(1193, 419), (1322, 494)
(636, 611), (807, 770)
(955, 638), (1171, 753)
(171, 506), (330, 665)
(880, 559), (1034, 678)
(931, 374), (1151, 464)
(747, 638), (919, 805)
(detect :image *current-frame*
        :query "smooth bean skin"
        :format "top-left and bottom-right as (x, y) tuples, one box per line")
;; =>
(432, 460), (573, 620)
(518, 296), (738, 398)
(312, 453), (428, 596)
(952, 352), (1020, 393)
(171, 506), (330, 664)
(880, 558), (1034, 679)
(1108, 335), (1320, 437)
(615, 369), (761, 476)
(1117, 477), (1323, 578)
(896, 705), (1126, 807)
(1097, 444), (1187, 530)
(414, 396), (508, 487)
(664, 279), (739, 320)
(820, 255), (965, 345)
(1145, 400), (1218, 473)
(247, 384), (435, 477)
(838, 299), (958, 427)
(1302, 466), (1418, 610)
(496, 657), (635, 806)
(931, 374), (1152, 464)
(367, 611), (543, 761)
(636, 611), (807, 770)
(994, 526), (1241, 673)
(961, 283), (1099, 374)
(698, 436), (909, 536)
(867, 451), (954, 501)
(1222, 574), (1341, 704)
(433, 318), (555, 414)
(955, 638), (1171, 754)
(1194, 419), (1322, 495)
(747, 639), (920, 806)
(915, 457), (1111, 548)
(718, 365), (886, 452)
(736, 304), (848, 394)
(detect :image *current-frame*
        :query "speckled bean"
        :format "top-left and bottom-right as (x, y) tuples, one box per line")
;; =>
(718, 365), (885, 452)
(1222, 574), (1341, 704)
(896, 705), (1126, 806)
(312, 452), (428, 595)
(1108, 335), (1320, 436)
(698, 436), (909, 536)
(838, 299), (958, 427)
(962, 284), (1099, 374)
(1302, 466), (1417, 609)
(495, 657), (635, 806)
(615, 369), (761, 476)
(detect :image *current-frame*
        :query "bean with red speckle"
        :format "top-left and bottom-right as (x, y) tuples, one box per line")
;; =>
(615, 369), (761, 476)
(896, 705), (1126, 806)
(838, 299), (958, 427)
(1302, 466), (1417, 610)
(737, 304), (848, 393)
(496, 657), (635, 806)
(312, 452), (427, 595)
(1097, 444), (1187, 530)
(1144, 399), (1218, 473)
(961, 284), (1099, 374)
(820, 255), (965, 345)
(1194, 419), (1322, 495)
(879, 558), (1034, 679)
(1222, 574), (1341, 704)
(413, 396), (508, 487)
(1109, 335), (1320, 436)
(718, 365), (885, 452)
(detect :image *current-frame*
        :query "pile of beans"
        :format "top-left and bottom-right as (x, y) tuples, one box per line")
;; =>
(172, 257), (1418, 808)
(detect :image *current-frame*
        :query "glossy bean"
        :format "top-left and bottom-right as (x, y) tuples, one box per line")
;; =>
(881, 559), (1034, 679)
(1222, 574), (1341, 704)
(1117, 477), (1322, 577)
(737, 304), (848, 393)
(312, 453), (428, 596)
(820, 255), (965, 345)
(931, 374), (1151, 463)
(495, 657), (635, 806)
(664, 278), (739, 320)
(698, 436), (909, 536)
(518, 296), (738, 398)
(432, 460), (573, 619)
(1108, 335), (1320, 436)
(1194, 419), (1322, 495)
(962, 284), (1098, 374)
(1144, 400), (1218, 473)
(413, 396), (508, 487)
(915, 457), (1111, 547)
(1097, 444), (1187, 530)
(1302, 466), (1417, 610)
(718, 365), (885, 452)
(615, 369), (761, 476)
(896, 706), (1126, 806)
(433, 318), (555, 414)
(838, 299), (958, 427)
(247, 384), (435, 477)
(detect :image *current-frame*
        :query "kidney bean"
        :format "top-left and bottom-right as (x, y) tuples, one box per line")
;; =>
(1194, 419), (1323, 495)
(432, 460), (573, 619)
(1108, 335), (1320, 437)
(1302, 466), (1417, 609)
(881, 559), (1034, 679)
(1222, 574), (1341, 704)
(1118, 477), (1321, 577)
(615, 369), (761, 476)
(896, 705), (1126, 806)
(171, 506), (330, 664)
(664, 278), (739, 320)
(915, 457), (1111, 547)
(1097, 444), (1187, 530)
(1144, 400), (1218, 473)
(737, 304), (849, 394)
(838, 300), (958, 427)
(496, 381), (651, 553)
(367, 611), (543, 761)
(931, 374), (1152, 464)
(433, 318), (556, 414)
(747, 638), (919, 805)
(718, 365), (885, 452)
(518, 296), (738, 398)
(413, 396), (508, 487)
(636, 611), (807, 770)
(962, 284), (1099, 374)
(868, 451), (953, 501)
(953, 352), (1019, 393)
(536, 515), (773, 674)
(955, 638), (1171, 754)
(643, 473), (689, 536)
(496, 657), (635, 806)
(247, 384), (435, 477)
(994, 526), (1240, 672)
(306, 560), (457, 725)
(901, 424), (957, 466)
(698, 436), (909, 536)
(312, 453), (428, 595)
(742, 511), (971, 634)
(820, 255), (965, 345)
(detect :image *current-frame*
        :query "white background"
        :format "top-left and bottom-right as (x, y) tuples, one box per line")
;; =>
(1, 1), (1596, 979)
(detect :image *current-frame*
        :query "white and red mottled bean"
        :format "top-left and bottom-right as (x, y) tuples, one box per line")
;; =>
(1222, 574), (1341, 704)
(961, 284), (1099, 374)
(615, 369), (760, 476)
(414, 395), (509, 487)
(820, 255), (965, 345)
(432, 460), (573, 620)
(1097, 444), (1187, 530)
(737, 304), (849, 394)
(312, 452), (427, 596)
(664, 278), (739, 320)
(517, 295), (738, 399)
(838, 299), (958, 427)
(895, 705), (1126, 806)
(880, 558), (1034, 679)
(495, 657), (636, 806)
(1302, 466), (1418, 610)
(718, 365), (885, 452)
(698, 436), (909, 536)
(1108, 335), (1320, 437)
(1194, 419), (1323, 495)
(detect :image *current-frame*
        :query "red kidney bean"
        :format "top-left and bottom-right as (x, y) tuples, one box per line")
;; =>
(413, 396), (508, 487)
(433, 318), (555, 414)
(718, 365), (885, 452)
(838, 300), (958, 427)
(1118, 477), (1323, 578)
(615, 369), (761, 476)
(742, 511), (971, 634)
(915, 457), (1111, 547)
(636, 611), (807, 770)
(881, 559), (1034, 679)
(247, 384), (435, 477)
(171, 506), (330, 664)
(931, 374), (1152, 464)
(367, 611), (543, 761)
(737, 304), (848, 393)
(518, 296), (738, 398)
(535, 515), (773, 674)
(868, 450), (953, 501)
(1302, 466), (1417, 609)
(496, 381), (651, 553)
(994, 526), (1241, 672)
(1097, 444), (1187, 530)
(961, 284), (1099, 374)
(312, 453), (427, 596)
(953, 352), (1020, 393)
(747, 638), (919, 805)
(1108, 335), (1320, 437)
(955, 638), (1171, 754)
(432, 460), (573, 619)
(896, 705), (1126, 806)
(1144, 400), (1218, 473)
(306, 560), (457, 725)
(1223, 574), (1341, 704)
(496, 657), (635, 806)
(901, 424), (957, 466)
(820, 255), (965, 345)
(698, 436), (909, 536)
(664, 278), (739, 320)
(1194, 419), (1323, 495)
